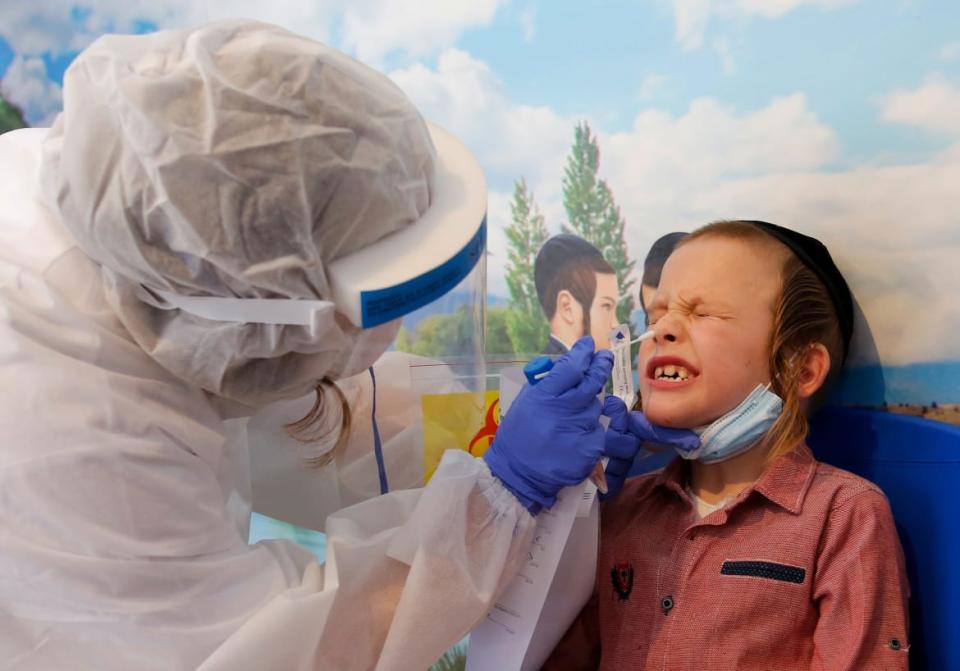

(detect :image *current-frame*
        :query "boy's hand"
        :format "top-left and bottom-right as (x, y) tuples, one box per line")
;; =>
(599, 396), (699, 499)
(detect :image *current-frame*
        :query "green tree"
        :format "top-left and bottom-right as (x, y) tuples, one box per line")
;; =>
(394, 326), (413, 353)
(0, 94), (28, 135)
(393, 306), (514, 359)
(561, 121), (636, 329)
(485, 306), (516, 356)
(503, 178), (550, 355)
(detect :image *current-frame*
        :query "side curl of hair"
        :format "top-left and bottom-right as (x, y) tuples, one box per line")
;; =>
(284, 377), (352, 468)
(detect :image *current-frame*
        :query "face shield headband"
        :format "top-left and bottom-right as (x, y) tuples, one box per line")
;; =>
(147, 123), (487, 333)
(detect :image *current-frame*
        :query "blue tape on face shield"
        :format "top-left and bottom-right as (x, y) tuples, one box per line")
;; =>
(677, 383), (784, 464)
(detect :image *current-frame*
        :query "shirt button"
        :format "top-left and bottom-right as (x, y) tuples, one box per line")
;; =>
(661, 596), (674, 614)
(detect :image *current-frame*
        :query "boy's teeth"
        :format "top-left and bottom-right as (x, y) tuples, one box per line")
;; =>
(655, 364), (692, 381)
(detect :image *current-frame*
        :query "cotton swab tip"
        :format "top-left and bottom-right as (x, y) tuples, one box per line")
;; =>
(630, 329), (655, 345)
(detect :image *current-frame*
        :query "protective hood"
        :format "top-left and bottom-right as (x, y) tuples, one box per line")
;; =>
(40, 19), (437, 408)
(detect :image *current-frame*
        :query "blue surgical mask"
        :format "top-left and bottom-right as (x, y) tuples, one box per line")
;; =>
(677, 383), (783, 464)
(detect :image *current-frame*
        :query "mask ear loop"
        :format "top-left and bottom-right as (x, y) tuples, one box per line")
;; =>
(770, 346), (809, 397)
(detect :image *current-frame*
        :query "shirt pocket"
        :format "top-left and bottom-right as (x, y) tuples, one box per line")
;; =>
(704, 557), (814, 637)
(686, 557), (816, 661)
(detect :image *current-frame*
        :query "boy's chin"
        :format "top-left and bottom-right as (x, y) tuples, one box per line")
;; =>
(643, 404), (714, 429)
(644, 410), (695, 429)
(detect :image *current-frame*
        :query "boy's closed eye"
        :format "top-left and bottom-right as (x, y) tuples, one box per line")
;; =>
(645, 299), (731, 327)
(693, 309), (728, 320)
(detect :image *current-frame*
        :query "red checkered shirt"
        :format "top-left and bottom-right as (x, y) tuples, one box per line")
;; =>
(544, 445), (910, 670)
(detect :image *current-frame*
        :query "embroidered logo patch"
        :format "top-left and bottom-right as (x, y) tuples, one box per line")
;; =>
(611, 562), (634, 600)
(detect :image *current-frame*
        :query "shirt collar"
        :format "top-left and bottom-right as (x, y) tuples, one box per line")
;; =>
(751, 444), (817, 514)
(548, 333), (572, 351)
(646, 444), (817, 515)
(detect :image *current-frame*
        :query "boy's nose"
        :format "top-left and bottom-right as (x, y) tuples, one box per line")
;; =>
(653, 314), (681, 343)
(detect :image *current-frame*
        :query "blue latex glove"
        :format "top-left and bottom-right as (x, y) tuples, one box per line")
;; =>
(484, 336), (614, 514)
(599, 396), (700, 500)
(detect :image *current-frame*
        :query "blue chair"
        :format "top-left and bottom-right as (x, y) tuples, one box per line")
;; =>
(808, 406), (960, 671)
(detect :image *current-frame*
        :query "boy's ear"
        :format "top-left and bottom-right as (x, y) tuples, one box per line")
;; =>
(796, 343), (831, 400)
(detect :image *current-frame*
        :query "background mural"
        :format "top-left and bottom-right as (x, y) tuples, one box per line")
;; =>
(3, 5), (955, 668)
(3, 1), (957, 425)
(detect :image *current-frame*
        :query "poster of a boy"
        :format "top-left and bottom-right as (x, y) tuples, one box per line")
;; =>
(534, 234), (620, 354)
(546, 220), (910, 669)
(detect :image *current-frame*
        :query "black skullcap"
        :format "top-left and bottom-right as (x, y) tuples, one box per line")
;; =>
(642, 232), (687, 287)
(745, 221), (854, 361)
(534, 234), (607, 298)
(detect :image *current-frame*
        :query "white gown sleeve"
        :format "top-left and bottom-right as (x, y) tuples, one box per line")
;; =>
(201, 450), (535, 671)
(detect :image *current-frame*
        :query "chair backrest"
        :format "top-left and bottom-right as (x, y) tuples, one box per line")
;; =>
(807, 406), (960, 671)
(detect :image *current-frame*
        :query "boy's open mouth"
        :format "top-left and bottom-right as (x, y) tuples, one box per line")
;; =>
(646, 356), (700, 383)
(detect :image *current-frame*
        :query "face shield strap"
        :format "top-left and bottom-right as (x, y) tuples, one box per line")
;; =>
(368, 366), (390, 495)
(145, 287), (334, 328)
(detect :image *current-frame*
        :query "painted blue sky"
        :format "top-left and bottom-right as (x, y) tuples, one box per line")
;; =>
(2, 1), (959, 374)
(5, 3), (959, 173)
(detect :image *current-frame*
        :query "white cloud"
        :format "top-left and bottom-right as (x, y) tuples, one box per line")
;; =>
(881, 76), (960, 136)
(390, 49), (575, 296)
(390, 49), (574, 192)
(735, 0), (857, 18)
(484, 191), (514, 297)
(637, 74), (668, 101)
(669, 0), (858, 51)
(713, 37), (736, 75)
(0, 0), (343, 55)
(941, 42), (960, 61)
(671, 0), (714, 51)
(604, 93), (838, 193)
(0, 0), (503, 67)
(518, 7), (538, 43)
(0, 55), (63, 126)
(340, 0), (507, 65)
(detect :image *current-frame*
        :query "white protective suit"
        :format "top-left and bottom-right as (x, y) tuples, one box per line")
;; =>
(0, 20), (536, 671)
(0, 125), (534, 671)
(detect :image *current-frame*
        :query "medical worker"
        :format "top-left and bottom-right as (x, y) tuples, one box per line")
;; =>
(0, 20), (690, 671)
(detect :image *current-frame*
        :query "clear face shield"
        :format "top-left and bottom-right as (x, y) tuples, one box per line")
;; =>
(239, 124), (489, 528)
(328, 120), (488, 505)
